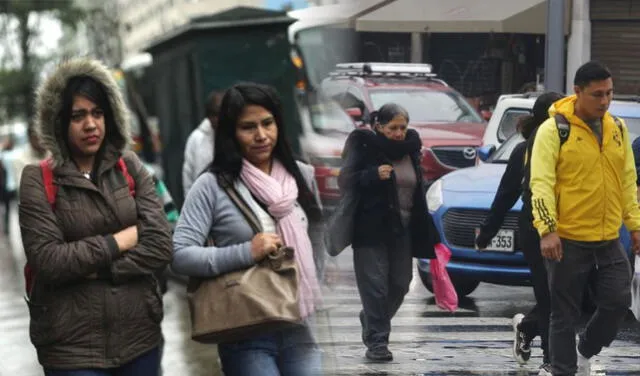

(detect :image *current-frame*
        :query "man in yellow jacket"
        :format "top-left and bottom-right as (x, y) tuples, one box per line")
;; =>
(530, 61), (640, 376)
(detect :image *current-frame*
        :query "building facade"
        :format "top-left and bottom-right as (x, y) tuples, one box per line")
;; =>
(58, 0), (122, 67)
(116, 0), (264, 58)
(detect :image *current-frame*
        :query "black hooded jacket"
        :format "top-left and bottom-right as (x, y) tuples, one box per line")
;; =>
(338, 129), (439, 258)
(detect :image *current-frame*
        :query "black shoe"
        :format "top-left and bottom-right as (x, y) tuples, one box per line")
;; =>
(512, 313), (532, 365)
(366, 346), (393, 362)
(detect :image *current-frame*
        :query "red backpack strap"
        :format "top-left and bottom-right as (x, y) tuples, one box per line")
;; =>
(28, 159), (57, 296)
(39, 159), (57, 208)
(116, 157), (136, 197)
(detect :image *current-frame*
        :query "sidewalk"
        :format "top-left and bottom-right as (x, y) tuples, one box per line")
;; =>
(0, 201), (40, 376)
(6, 201), (25, 291)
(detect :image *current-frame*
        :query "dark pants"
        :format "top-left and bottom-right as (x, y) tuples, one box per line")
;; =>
(546, 239), (632, 376)
(44, 347), (160, 376)
(518, 215), (551, 363)
(354, 233), (413, 349)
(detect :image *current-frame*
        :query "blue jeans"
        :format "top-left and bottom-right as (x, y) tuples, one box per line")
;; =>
(44, 347), (160, 376)
(217, 323), (322, 376)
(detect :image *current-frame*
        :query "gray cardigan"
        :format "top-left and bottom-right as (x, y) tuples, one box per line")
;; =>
(172, 162), (325, 278)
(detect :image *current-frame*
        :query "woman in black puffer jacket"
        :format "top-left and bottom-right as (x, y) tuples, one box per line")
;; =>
(338, 103), (439, 362)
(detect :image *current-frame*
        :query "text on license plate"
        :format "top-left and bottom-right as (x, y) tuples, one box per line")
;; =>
(475, 228), (515, 252)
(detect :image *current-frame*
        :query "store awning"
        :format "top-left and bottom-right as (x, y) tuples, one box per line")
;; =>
(288, 0), (393, 29)
(356, 0), (571, 34)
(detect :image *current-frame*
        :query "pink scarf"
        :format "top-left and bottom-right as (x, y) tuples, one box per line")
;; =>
(240, 159), (319, 319)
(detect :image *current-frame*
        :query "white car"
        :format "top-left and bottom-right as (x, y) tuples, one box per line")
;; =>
(482, 93), (539, 147)
(482, 92), (640, 149)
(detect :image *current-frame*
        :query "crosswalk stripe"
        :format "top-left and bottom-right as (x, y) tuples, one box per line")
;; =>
(313, 269), (640, 376)
(0, 304), (28, 319)
(319, 303), (474, 313)
(318, 316), (511, 326)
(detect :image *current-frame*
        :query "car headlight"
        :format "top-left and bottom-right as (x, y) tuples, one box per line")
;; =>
(426, 179), (443, 213)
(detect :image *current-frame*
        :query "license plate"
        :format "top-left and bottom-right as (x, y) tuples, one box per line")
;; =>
(325, 176), (339, 190)
(475, 228), (515, 252)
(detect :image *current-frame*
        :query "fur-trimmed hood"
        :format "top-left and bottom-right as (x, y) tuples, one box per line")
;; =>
(34, 58), (131, 167)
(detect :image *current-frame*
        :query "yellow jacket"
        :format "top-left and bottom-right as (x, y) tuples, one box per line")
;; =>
(530, 95), (640, 241)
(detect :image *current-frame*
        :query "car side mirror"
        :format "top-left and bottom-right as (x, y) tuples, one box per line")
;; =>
(477, 145), (496, 162)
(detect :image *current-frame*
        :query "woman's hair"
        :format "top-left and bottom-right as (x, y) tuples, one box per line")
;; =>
(57, 75), (117, 147)
(209, 82), (321, 221)
(518, 91), (565, 140)
(370, 103), (410, 127)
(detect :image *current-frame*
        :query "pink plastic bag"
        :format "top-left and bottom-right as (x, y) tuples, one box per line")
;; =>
(429, 243), (459, 312)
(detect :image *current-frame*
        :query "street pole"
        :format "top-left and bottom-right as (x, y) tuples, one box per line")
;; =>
(544, 0), (566, 93)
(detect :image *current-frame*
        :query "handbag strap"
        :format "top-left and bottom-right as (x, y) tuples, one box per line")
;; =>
(218, 173), (263, 234)
(187, 174), (263, 293)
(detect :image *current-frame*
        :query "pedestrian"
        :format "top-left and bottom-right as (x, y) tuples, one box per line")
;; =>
(338, 103), (439, 362)
(182, 90), (223, 197)
(172, 82), (325, 376)
(13, 126), (47, 189)
(476, 92), (564, 376)
(18, 58), (173, 376)
(145, 163), (179, 230)
(530, 61), (640, 376)
(144, 163), (179, 295)
(632, 135), (640, 190)
(0, 136), (18, 235)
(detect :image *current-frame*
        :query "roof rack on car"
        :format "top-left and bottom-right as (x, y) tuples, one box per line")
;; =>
(329, 62), (438, 79)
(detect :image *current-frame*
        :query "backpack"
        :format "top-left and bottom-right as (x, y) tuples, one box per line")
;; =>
(24, 158), (136, 295)
(554, 113), (624, 146)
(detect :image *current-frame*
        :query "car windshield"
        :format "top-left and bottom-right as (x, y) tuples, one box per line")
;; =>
(490, 114), (640, 163)
(489, 133), (525, 163)
(309, 99), (355, 134)
(369, 89), (484, 124)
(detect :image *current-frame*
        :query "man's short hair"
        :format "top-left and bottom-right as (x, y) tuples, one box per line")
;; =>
(574, 61), (612, 88)
(205, 91), (223, 119)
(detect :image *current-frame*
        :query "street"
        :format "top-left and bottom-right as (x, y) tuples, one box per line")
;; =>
(1, 203), (639, 375)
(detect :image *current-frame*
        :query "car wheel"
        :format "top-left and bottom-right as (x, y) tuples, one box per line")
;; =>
(418, 266), (434, 293)
(452, 278), (480, 297)
(417, 265), (479, 297)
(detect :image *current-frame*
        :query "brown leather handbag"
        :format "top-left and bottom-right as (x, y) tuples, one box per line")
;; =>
(187, 177), (302, 344)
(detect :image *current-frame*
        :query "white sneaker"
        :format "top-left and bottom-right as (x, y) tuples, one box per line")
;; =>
(538, 362), (553, 376)
(576, 346), (590, 375)
(512, 313), (531, 365)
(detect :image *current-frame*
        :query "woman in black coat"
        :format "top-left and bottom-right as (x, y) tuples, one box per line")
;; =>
(338, 103), (439, 362)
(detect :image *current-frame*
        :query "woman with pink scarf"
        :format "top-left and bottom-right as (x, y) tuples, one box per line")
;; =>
(172, 83), (324, 375)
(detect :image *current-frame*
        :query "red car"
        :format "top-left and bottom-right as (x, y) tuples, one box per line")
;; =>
(298, 63), (486, 212)
(318, 63), (485, 196)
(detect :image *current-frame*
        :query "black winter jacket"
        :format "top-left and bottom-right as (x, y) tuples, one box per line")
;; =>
(338, 129), (439, 259)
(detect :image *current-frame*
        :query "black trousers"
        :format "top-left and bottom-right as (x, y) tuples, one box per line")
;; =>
(353, 233), (412, 349)
(546, 239), (632, 376)
(518, 215), (551, 364)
